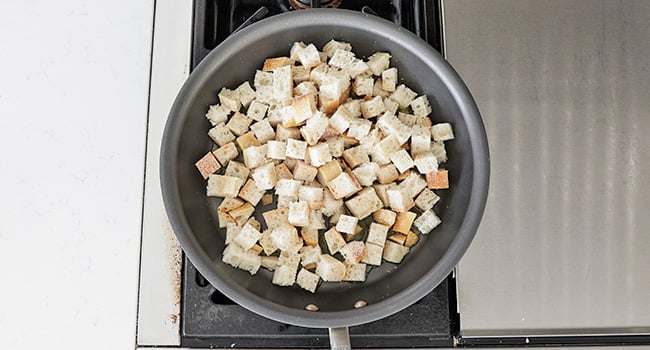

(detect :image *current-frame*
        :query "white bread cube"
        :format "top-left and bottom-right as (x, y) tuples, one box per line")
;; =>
(272, 265), (297, 286)
(301, 113), (329, 146)
(323, 39), (352, 58)
(415, 189), (440, 211)
(235, 81), (256, 107)
(431, 122), (455, 141)
(414, 209), (441, 234)
(236, 132), (261, 150)
(335, 215), (358, 234)
(254, 69), (273, 88)
(289, 41), (307, 60)
(259, 229), (277, 256)
(239, 178), (265, 206)
(211, 142), (238, 167)
(275, 162), (293, 180)
(382, 241), (410, 264)
(222, 243), (261, 275)
(324, 227), (346, 254)
(383, 97), (399, 115)
(345, 187), (383, 219)
(398, 112), (418, 127)
(307, 209), (326, 230)
(205, 104), (230, 126)
(411, 126), (431, 155)
(275, 124), (302, 142)
(288, 201), (310, 227)
(291, 160), (316, 181)
(376, 113), (411, 144)
(297, 268), (320, 293)
(316, 254), (346, 282)
(366, 52), (391, 76)
(326, 136), (345, 158)
(342, 146), (369, 169)
(361, 243), (383, 266)
(410, 95), (432, 118)
(290, 93), (316, 126)
(381, 67), (397, 92)
(275, 178), (301, 197)
(373, 78), (390, 97)
(292, 65), (311, 84)
(251, 162), (277, 190)
(270, 224), (302, 253)
(328, 206), (345, 225)
(286, 139), (308, 159)
(301, 228), (319, 247)
(250, 119), (276, 144)
(272, 65), (293, 100)
(262, 207), (289, 229)
(277, 195), (297, 209)
(266, 104), (284, 126)
(233, 223), (262, 250)
(387, 188), (415, 213)
(353, 76), (373, 96)
(343, 263), (367, 282)
(207, 175), (243, 197)
(246, 100), (268, 122)
(352, 162), (379, 187)
(430, 140), (448, 163)
(224, 160), (250, 181)
(309, 62), (329, 86)
(296, 43), (321, 69)
(373, 182), (397, 207)
(359, 128), (382, 153)
(218, 88), (241, 112)
(298, 185), (324, 209)
(266, 140), (287, 160)
(373, 209), (397, 227)
(329, 106), (352, 133)
(327, 172), (361, 199)
(243, 144), (268, 169)
(278, 251), (301, 271)
(321, 188), (344, 217)
(260, 256), (279, 271)
(225, 223), (241, 245)
(372, 135), (401, 165)
(376, 164), (399, 184)
(208, 123), (236, 147)
(360, 96), (386, 119)
(317, 159), (343, 186)
(413, 151), (438, 174)
(347, 119), (372, 140)
(294, 81), (318, 97)
(393, 211), (417, 234)
(319, 68), (350, 103)
(299, 245), (322, 269)
(228, 202), (255, 226)
(342, 99), (362, 118)
(389, 84), (418, 108)
(339, 241), (367, 265)
(390, 149), (414, 173)
(398, 172), (427, 198)
(328, 49), (369, 78)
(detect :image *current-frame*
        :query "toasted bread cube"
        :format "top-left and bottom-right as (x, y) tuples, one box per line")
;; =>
(207, 175), (243, 197)
(387, 189), (415, 213)
(410, 95), (432, 118)
(218, 88), (240, 112)
(259, 229), (277, 255)
(342, 146), (369, 169)
(276, 178), (301, 197)
(410, 126), (431, 155)
(361, 243), (383, 266)
(321, 188), (344, 217)
(236, 132), (260, 150)
(426, 169), (449, 190)
(414, 152), (438, 174)
(309, 62), (329, 86)
(307, 143), (332, 168)
(272, 65), (293, 100)
(336, 215), (358, 234)
(266, 140), (287, 160)
(296, 268), (320, 293)
(323, 39), (352, 58)
(345, 187), (383, 219)
(405, 231), (419, 248)
(195, 152), (221, 179)
(274, 125), (300, 144)
(347, 119), (372, 140)
(300, 228), (319, 247)
(373, 209), (397, 227)
(251, 162), (277, 190)
(430, 141), (448, 163)
(298, 185), (324, 209)
(340, 241), (367, 265)
(327, 172), (361, 199)
(353, 75), (374, 96)
(229, 202), (255, 226)
(289, 41), (307, 60)
(329, 106), (352, 133)
(398, 112), (417, 127)
(397, 169), (412, 181)
(431, 123), (454, 141)
(262, 207), (289, 229)
(360, 96), (386, 119)
(414, 209), (442, 234)
(344, 263), (367, 282)
(316, 254), (346, 282)
(398, 171), (427, 198)
(324, 227), (346, 254)
(291, 160), (317, 182)
(376, 164), (399, 184)
(319, 69), (350, 104)
(263, 56), (293, 71)
(317, 159), (343, 186)
(249, 119), (275, 144)
(415, 189), (440, 211)
(239, 178), (265, 206)
(388, 233), (407, 245)
(389, 84), (417, 108)
(352, 162), (379, 187)
(299, 245), (322, 269)
(264, 104), (283, 125)
(367, 52), (391, 76)
(286, 139), (308, 160)
(373, 182), (397, 207)
(261, 256), (279, 271)
(296, 43), (321, 69)
(242, 144), (268, 169)
(226, 112), (251, 136)
(219, 197), (244, 211)
(377, 112), (411, 144)
(246, 217), (262, 231)
(326, 136), (345, 158)
(390, 149), (414, 173)
(393, 211), (417, 234)
(382, 241), (410, 263)
(291, 93), (317, 127)
(294, 81), (318, 99)
(225, 223), (241, 245)
(270, 224), (302, 253)
(208, 123), (236, 147)
(288, 201), (310, 227)
(205, 104), (230, 126)
(222, 243), (261, 275)
(277, 195), (297, 209)
(211, 142), (237, 167)
(271, 163), (290, 181)
(292, 65), (311, 84)
(246, 100), (268, 121)
(218, 198), (243, 227)
(224, 160), (249, 181)
(381, 67), (397, 92)
(359, 128), (382, 153)
(233, 223), (262, 250)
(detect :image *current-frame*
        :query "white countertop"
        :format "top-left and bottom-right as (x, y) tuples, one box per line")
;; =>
(0, 1), (153, 348)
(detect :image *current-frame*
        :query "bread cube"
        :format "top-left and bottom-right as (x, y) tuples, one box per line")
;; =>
(372, 135), (401, 165)
(366, 52), (391, 76)
(242, 144), (268, 169)
(262, 208), (289, 229)
(275, 178), (301, 197)
(309, 62), (329, 86)
(209, 142), (236, 167)
(341, 98), (361, 118)
(208, 123), (236, 147)
(373, 78), (390, 97)
(415, 189), (440, 211)
(390, 149), (414, 173)
(246, 217), (262, 231)
(343, 263), (367, 282)
(270, 223), (302, 254)
(301, 114), (329, 146)
(345, 187), (383, 219)
(339, 241), (367, 265)
(264, 140), (285, 160)
(410, 126), (431, 155)
(410, 95), (432, 118)
(228, 202), (255, 226)
(296, 268), (320, 293)
(291, 65), (310, 84)
(207, 175), (243, 197)
(382, 241), (410, 264)
(299, 245), (321, 269)
(233, 223), (262, 250)
(326, 136), (345, 158)
(398, 171), (427, 198)
(289, 41), (307, 60)
(377, 112), (411, 144)
(393, 211), (417, 234)
(249, 119), (275, 144)
(389, 84), (417, 108)
(317, 159), (343, 186)
(298, 185), (324, 209)
(222, 243), (261, 275)
(225, 222), (241, 245)
(373, 182), (397, 207)
(262, 56), (293, 71)
(341, 146), (369, 169)
(245, 100), (267, 122)
(376, 164), (399, 184)
(387, 188), (415, 213)
(286, 139), (308, 160)
(352, 162), (379, 187)
(235, 132), (260, 150)
(288, 201), (310, 227)
(195, 152), (221, 179)
(327, 172), (361, 199)
(307, 209), (326, 230)
(329, 106), (352, 134)
(272, 264), (297, 286)
(347, 119), (372, 140)
(414, 151), (438, 174)
(290, 92), (316, 127)
(431, 122), (454, 141)
(426, 169), (449, 189)
(323, 39), (352, 58)
(254, 69), (273, 89)
(260, 256), (279, 271)
(414, 209), (442, 234)
(324, 227), (346, 254)
(265, 104), (283, 126)
(277, 195), (297, 209)
(205, 104), (230, 126)
(290, 160), (316, 182)
(258, 229), (277, 255)
(361, 243), (383, 266)
(388, 233), (407, 245)
(218, 88), (240, 112)
(319, 68), (351, 103)
(235, 81), (256, 107)
(380, 97), (398, 116)
(296, 43), (321, 69)
(430, 140), (448, 163)
(336, 215), (358, 234)
(360, 96), (386, 119)
(321, 188), (344, 217)
(328, 49), (369, 78)
(353, 76), (373, 96)
(251, 162), (277, 190)
(300, 228), (319, 247)
(224, 160), (250, 181)
(239, 178), (265, 206)
(316, 254), (346, 282)
(372, 209), (396, 227)
(381, 67), (397, 92)
(272, 65), (293, 100)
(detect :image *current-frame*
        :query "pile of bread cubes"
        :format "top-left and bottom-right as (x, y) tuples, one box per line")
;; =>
(193, 40), (454, 294)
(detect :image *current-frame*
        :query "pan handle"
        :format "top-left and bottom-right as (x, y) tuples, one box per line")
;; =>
(328, 327), (351, 350)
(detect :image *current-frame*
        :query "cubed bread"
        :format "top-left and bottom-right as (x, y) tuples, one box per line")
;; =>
(246, 100), (268, 121)
(323, 39), (352, 58)
(249, 119), (276, 144)
(398, 171), (427, 198)
(414, 151), (438, 175)
(259, 229), (277, 255)
(254, 69), (273, 89)
(398, 112), (417, 127)
(307, 142), (332, 167)
(404, 231), (419, 248)
(225, 222), (241, 245)
(431, 123), (455, 141)
(390, 149), (414, 173)
(326, 136), (345, 158)
(272, 264), (297, 286)
(327, 172), (362, 199)
(195, 152), (221, 179)
(208, 123), (236, 147)
(389, 84), (417, 108)
(410, 95), (432, 118)
(343, 263), (367, 282)
(262, 56), (293, 71)
(317, 159), (343, 186)
(299, 245), (321, 269)
(225, 112), (252, 137)
(261, 193), (274, 205)
(205, 104), (230, 126)
(415, 189), (440, 211)
(297, 268), (320, 293)
(376, 112), (411, 144)
(277, 195), (298, 209)
(243, 144), (268, 169)
(233, 223), (262, 250)
(372, 135), (401, 164)
(289, 41), (307, 60)
(316, 254), (346, 282)
(275, 178), (301, 197)
(288, 201), (310, 227)
(224, 160), (250, 181)
(286, 139), (308, 159)
(228, 202), (255, 226)
(292, 65), (311, 84)
(274, 125), (300, 143)
(222, 243), (261, 275)
(239, 178), (265, 206)
(382, 97), (399, 115)
(366, 52), (391, 76)
(236, 131), (261, 150)
(397, 169), (412, 181)
(360, 96), (386, 119)
(373, 182), (397, 207)
(262, 207), (289, 228)
(328, 49), (369, 78)
(342, 98), (362, 118)
(329, 106), (352, 133)
(272, 65), (293, 100)
(381, 67), (397, 92)
(393, 211), (417, 234)
(335, 214), (358, 234)
(296, 43), (321, 69)
(292, 160), (318, 181)
(346, 119), (372, 140)
(426, 169), (449, 190)
(351, 162), (379, 187)
(339, 241), (367, 265)
(321, 188), (344, 217)
(307, 209), (326, 230)
(373, 78), (390, 97)
(410, 126), (431, 155)
(298, 185), (324, 209)
(353, 75), (373, 96)
(342, 146), (369, 169)
(235, 81), (256, 107)
(218, 87), (241, 112)
(430, 141), (448, 163)
(376, 164), (399, 184)
(266, 140), (287, 160)
(246, 217), (262, 231)
(324, 227), (346, 254)
(361, 243), (383, 266)
(291, 92), (317, 127)
(300, 228), (319, 247)
(373, 209), (397, 227)
(270, 223), (302, 253)
(382, 241), (410, 264)
(387, 233), (407, 245)
(345, 187), (383, 219)
(251, 162), (277, 190)
(386, 188), (415, 213)
(413, 209), (442, 234)
(207, 175), (243, 197)
(260, 256), (279, 271)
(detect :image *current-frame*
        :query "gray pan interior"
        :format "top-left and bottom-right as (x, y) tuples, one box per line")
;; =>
(161, 9), (489, 328)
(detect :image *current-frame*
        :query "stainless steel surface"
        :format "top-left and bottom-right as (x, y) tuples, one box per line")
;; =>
(328, 327), (352, 350)
(444, 0), (650, 337)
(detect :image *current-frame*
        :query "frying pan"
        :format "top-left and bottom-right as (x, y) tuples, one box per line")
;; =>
(161, 8), (489, 349)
